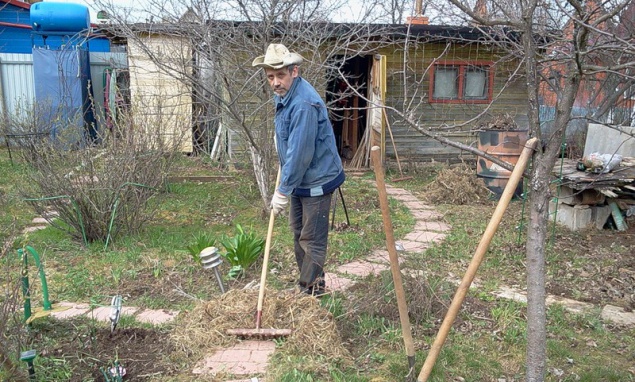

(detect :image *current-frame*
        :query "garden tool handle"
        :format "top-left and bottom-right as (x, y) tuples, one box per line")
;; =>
(371, 146), (416, 377)
(418, 137), (538, 382)
(255, 165), (281, 329)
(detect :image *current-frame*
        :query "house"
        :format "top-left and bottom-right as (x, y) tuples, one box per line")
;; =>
(538, 0), (635, 139)
(370, 21), (529, 164)
(107, 17), (529, 165)
(2, 0), (531, 162)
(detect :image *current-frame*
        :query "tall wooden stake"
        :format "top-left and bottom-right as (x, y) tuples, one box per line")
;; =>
(418, 137), (538, 382)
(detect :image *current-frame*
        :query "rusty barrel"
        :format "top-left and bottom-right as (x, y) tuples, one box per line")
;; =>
(477, 130), (528, 198)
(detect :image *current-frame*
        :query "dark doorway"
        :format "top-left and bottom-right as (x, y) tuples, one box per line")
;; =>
(326, 55), (371, 162)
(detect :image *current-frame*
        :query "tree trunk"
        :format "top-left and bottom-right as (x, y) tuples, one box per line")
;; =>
(249, 147), (271, 213)
(521, 22), (548, 380)
(525, 48), (583, 382)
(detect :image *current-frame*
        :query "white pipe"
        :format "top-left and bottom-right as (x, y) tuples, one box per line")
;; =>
(210, 121), (223, 161)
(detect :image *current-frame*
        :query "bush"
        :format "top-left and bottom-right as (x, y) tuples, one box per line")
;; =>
(13, 100), (187, 245)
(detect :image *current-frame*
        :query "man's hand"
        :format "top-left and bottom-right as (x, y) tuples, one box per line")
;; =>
(271, 190), (288, 216)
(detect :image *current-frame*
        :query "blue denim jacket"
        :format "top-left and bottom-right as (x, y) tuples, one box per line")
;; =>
(274, 77), (345, 197)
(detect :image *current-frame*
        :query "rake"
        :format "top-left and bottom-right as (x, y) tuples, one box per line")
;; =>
(226, 166), (292, 339)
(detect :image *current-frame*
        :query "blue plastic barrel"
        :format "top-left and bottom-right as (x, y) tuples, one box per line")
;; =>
(30, 2), (90, 32)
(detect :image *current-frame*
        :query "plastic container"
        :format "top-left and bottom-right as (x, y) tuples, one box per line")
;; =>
(30, 2), (90, 32)
(476, 129), (528, 197)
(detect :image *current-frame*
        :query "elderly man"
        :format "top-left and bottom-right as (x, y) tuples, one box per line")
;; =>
(253, 43), (345, 296)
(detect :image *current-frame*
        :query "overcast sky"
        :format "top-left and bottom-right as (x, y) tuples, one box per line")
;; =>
(44, 0), (391, 24)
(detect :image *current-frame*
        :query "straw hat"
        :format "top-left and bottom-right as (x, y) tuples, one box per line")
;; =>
(252, 43), (304, 69)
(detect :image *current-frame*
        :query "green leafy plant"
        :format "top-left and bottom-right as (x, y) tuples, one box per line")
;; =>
(219, 224), (264, 279)
(186, 233), (216, 265)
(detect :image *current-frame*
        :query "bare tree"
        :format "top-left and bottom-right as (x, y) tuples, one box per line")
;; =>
(97, 0), (395, 212)
(411, 0), (635, 380)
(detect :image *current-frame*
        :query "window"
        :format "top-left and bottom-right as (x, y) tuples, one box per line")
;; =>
(430, 62), (493, 103)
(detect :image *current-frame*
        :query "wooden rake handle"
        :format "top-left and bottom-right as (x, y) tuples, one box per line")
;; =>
(255, 165), (281, 329)
(418, 137), (538, 382)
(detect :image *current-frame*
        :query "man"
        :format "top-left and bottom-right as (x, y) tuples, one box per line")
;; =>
(252, 43), (345, 296)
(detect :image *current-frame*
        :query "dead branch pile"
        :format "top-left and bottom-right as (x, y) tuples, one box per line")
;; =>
(171, 288), (351, 365)
(479, 113), (518, 131)
(422, 163), (493, 205)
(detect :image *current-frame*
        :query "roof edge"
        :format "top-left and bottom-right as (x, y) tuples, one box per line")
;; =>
(2, 0), (31, 10)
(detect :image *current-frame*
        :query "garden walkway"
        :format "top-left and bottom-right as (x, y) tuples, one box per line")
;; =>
(21, 179), (635, 382)
(191, 180), (635, 382)
(191, 181), (452, 381)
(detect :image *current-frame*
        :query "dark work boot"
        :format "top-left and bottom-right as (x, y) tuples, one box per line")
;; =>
(303, 278), (326, 297)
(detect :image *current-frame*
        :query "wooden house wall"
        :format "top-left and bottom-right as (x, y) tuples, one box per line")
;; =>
(127, 34), (193, 153)
(378, 42), (528, 163)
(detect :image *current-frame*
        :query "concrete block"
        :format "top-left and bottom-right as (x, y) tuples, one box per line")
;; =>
(549, 201), (592, 230)
(592, 205), (612, 229)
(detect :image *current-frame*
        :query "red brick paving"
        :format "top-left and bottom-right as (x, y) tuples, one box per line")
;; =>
(29, 183), (450, 381)
(191, 340), (276, 376)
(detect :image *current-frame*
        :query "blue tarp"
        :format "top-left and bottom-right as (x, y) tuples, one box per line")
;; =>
(32, 46), (97, 146)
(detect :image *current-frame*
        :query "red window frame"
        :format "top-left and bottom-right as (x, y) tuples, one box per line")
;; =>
(429, 60), (494, 104)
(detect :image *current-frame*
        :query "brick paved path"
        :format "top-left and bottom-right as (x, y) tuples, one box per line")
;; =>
(191, 181), (451, 381)
(23, 181), (634, 382)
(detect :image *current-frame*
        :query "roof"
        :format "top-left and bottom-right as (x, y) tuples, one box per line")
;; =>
(107, 20), (520, 44)
(1, 0), (31, 10)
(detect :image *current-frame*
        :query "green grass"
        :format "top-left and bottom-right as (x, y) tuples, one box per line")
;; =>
(2, 150), (635, 381)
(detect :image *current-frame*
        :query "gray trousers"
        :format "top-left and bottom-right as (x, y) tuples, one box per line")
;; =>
(289, 192), (333, 289)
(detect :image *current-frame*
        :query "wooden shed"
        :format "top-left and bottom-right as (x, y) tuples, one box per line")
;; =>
(126, 29), (193, 153)
(323, 23), (529, 166)
(109, 20), (528, 163)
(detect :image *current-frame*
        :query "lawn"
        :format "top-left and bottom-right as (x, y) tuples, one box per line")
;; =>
(1, 147), (634, 381)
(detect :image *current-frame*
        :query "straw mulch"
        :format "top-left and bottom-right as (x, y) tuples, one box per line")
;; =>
(171, 288), (351, 365)
(422, 163), (493, 205)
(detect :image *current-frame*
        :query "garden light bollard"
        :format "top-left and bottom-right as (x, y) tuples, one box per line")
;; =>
(20, 349), (36, 380)
(200, 247), (225, 293)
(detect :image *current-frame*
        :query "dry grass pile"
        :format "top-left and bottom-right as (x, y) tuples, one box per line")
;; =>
(422, 163), (493, 205)
(171, 288), (351, 363)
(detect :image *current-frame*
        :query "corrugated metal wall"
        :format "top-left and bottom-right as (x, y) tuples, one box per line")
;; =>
(0, 52), (127, 134)
(0, 53), (35, 122)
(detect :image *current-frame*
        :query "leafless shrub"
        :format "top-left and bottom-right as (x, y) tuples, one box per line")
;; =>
(13, 98), (187, 244)
(0, 220), (28, 381)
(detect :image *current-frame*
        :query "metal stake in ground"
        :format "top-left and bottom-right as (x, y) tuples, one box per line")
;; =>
(370, 146), (416, 380)
(226, 166), (292, 339)
(418, 137), (538, 382)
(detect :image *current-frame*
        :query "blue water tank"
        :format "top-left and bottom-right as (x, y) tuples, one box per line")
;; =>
(30, 2), (90, 32)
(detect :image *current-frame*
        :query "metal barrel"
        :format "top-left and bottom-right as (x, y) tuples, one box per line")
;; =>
(476, 129), (528, 197)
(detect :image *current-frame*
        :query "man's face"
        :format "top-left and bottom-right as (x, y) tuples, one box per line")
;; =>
(265, 66), (298, 97)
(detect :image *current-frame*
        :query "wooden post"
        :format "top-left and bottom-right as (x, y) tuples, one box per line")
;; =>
(418, 137), (538, 382)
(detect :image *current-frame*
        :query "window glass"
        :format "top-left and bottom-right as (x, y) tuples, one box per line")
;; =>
(431, 63), (491, 102)
(433, 67), (458, 99)
(465, 68), (487, 98)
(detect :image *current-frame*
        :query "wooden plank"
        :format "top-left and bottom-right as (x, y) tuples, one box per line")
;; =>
(554, 158), (635, 190)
